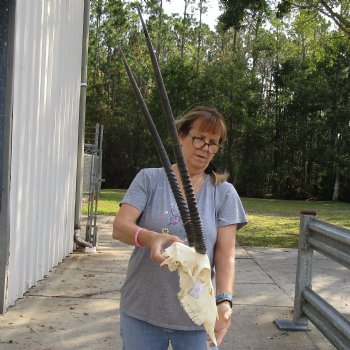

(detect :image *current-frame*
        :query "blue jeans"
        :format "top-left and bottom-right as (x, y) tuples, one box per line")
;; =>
(120, 311), (218, 350)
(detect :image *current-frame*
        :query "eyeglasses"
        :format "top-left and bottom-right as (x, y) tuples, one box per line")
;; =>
(188, 132), (221, 154)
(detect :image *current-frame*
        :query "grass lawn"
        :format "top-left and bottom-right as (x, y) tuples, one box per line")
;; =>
(83, 189), (125, 216)
(86, 189), (350, 248)
(240, 198), (350, 248)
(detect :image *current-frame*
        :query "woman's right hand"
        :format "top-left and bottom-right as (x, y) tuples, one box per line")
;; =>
(113, 203), (183, 264)
(147, 233), (183, 264)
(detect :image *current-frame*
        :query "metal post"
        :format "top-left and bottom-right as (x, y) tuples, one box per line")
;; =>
(86, 123), (99, 244)
(274, 210), (316, 331)
(74, 0), (93, 249)
(97, 124), (104, 197)
(92, 124), (103, 247)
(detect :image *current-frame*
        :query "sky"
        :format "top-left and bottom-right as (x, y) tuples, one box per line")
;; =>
(162, 0), (222, 30)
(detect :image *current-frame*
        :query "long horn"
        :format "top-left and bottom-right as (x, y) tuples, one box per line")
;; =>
(118, 46), (195, 248)
(137, 7), (206, 254)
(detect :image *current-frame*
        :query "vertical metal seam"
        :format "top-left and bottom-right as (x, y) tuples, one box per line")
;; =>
(0, 0), (16, 314)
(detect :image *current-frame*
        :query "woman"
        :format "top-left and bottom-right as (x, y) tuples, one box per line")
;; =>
(113, 106), (247, 350)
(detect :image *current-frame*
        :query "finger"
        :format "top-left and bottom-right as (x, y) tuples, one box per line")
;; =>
(224, 309), (233, 319)
(151, 251), (166, 264)
(207, 334), (216, 347)
(215, 325), (230, 346)
(215, 332), (224, 347)
(166, 235), (183, 244)
(208, 340), (216, 347)
(150, 245), (166, 263)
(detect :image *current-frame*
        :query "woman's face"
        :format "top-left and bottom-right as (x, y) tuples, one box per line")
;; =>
(179, 118), (221, 174)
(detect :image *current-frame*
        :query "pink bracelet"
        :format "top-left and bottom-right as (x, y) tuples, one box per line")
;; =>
(134, 227), (144, 248)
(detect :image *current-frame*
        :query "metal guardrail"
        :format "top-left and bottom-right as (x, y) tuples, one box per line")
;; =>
(274, 211), (350, 350)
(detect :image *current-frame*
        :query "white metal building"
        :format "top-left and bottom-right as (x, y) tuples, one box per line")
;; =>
(0, 0), (89, 313)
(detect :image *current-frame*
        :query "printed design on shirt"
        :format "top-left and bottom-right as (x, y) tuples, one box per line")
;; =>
(161, 206), (181, 234)
(168, 208), (181, 226)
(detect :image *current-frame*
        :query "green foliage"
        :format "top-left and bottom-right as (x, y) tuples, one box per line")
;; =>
(86, 0), (350, 201)
(276, 0), (350, 37)
(218, 0), (269, 31)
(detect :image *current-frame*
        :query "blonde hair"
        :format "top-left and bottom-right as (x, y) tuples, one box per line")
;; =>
(175, 106), (229, 185)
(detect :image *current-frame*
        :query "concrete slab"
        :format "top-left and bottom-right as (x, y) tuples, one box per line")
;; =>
(235, 283), (292, 307)
(0, 296), (121, 350)
(235, 245), (251, 259)
(222, 305), (336, 350)
(0, 216), (348, 350)
(27, 266), (124, 299)
(245, 246), (350, 311)
(235, 259), (272, 284)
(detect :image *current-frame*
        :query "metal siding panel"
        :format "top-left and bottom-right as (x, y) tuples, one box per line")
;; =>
(9, 0), (29, 302)
(7, 0), (84, 308)
(26, 1), (41, 289)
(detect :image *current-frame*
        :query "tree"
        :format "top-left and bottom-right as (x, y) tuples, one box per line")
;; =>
(277, 0), (350, 37)
(219, 0), (350, 37)
(85, 0), (350, 201)
(218, 0), (270, 31)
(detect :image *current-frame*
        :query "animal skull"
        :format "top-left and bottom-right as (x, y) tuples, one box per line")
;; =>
(161, 242), (217, 346)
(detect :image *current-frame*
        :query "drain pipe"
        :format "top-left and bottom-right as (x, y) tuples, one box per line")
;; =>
(74, 0), (93, 249)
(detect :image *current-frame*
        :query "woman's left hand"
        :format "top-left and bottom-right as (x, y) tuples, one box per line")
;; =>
(209, 302), (232, 347)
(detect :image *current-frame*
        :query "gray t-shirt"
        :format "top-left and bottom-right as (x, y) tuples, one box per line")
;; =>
(120, 167), (247, 330)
